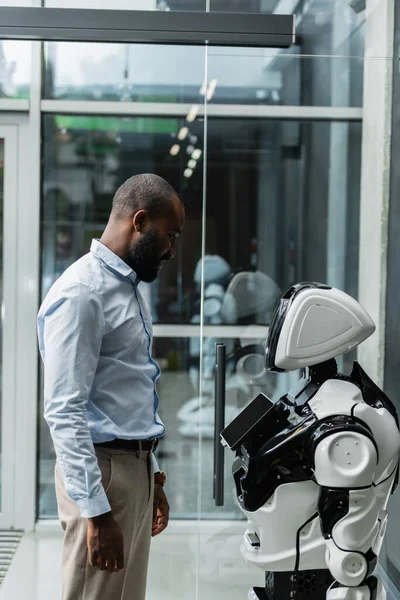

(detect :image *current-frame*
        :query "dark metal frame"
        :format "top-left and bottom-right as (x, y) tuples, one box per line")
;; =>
(0, 7), (295, 47)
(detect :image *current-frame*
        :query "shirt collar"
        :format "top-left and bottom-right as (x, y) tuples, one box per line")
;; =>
(90, 239), (140, 285)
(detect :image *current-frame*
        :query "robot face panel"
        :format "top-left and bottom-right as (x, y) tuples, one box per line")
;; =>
(266, 282), (375, 372)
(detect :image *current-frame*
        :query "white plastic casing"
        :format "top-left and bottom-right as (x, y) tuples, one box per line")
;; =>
(326, 580), (386, 600)
(313, 431), (378, 488)
(274, 287), (375, 371)
(324, 538), (368, 587)
(240, 481), (326, 572)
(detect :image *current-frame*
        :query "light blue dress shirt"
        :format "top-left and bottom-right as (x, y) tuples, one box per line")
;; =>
(37, 239), (165, 518)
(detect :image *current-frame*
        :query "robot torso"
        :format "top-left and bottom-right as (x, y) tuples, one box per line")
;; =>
(233, 362), (400, 574)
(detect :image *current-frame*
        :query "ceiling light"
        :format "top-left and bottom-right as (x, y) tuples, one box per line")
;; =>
(186, 145), (195, 155)
(184, 168), (193, 178)
(207, 79), (218, 101)
(188, 159), (197, 169)
(192, 149), (202, 160)
(169, 144), (180, 156)
(199, 81), (207, 95)
(186, 105), (200, 123)
(178, 127), (189, 141)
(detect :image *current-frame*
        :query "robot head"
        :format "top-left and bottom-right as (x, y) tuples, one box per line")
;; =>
(265, 282), (375, 372)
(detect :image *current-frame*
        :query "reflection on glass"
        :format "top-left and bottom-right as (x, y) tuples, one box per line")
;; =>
(43, 118), (360, 324)
(197, 116), (362, 522)
(207, 51), (364, 107)
(205, 118), (361, 303)
(0, 41), (30, 99)
(44, 0), (366, 108)
(44, 42), (364, 107)
(39, 114), (362, 518)
(206, 1), (365, 108)
(44, 43), (209, 103)
(41, 113), (204, 321)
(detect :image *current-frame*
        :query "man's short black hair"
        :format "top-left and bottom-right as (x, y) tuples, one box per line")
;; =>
(111, 173), (180, 221)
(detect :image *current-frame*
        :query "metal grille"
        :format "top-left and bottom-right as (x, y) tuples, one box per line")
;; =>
(265, 570), (334, 600)
(0, 530), (23, 587)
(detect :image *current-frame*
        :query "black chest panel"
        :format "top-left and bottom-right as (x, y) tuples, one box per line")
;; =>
(231, 364), (397, 513)
(233, 394), (317, 512)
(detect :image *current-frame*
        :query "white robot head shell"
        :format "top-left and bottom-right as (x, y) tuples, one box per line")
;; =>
(265, 282), (376, 372)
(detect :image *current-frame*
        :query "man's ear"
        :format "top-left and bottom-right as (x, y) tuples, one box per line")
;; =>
(132, 210), (148, 233)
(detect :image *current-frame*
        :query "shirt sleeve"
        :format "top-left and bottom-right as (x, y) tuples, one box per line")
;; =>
(39, 283), (110, 518)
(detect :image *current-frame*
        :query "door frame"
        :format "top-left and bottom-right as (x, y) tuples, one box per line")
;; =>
(0, 123), (18, 529)
(0, 114), (38, 532)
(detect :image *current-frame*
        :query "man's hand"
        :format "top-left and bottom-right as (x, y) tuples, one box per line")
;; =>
(87, 512), (124, 574)
(152, 485), (170, 537)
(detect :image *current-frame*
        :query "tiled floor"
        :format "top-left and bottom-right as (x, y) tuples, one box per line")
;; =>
(0, 521), (264, 600)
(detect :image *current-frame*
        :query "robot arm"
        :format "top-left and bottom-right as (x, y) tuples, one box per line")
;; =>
(312, 421), (380, 596)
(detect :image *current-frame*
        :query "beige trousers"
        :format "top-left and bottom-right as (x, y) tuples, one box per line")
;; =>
(55, 447), (154, 600)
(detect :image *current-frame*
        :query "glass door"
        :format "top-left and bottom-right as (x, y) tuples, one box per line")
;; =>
(197, 1), (365, 595)
(0, 124), (18, 529)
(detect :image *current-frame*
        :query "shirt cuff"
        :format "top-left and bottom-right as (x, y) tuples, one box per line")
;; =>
(75, 491), (112, 518)
(152, 453), (160, 474)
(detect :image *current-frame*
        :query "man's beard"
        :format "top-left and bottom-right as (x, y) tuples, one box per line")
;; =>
(124, 230), (170, 283)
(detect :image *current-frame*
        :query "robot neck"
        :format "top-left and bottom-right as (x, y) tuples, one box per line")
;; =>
(308, 358), (338, 385)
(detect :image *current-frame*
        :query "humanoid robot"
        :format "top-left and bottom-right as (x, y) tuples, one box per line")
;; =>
(221, 282), (400, 600)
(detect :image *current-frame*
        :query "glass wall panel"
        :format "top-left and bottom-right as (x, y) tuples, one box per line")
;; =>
(206, 0), (365, 108)
(38, 0), (365, 534)
(195, 115), (361, 520)
(207, 49), (364, 107)
(39, 112), (362, 519)
(0, 41), (30, 99)
(197, 31), (364, 594)
(42, 2), (365, 106)
(204, 118), (361, 301)
(44, 43), (364, 107)
(44, 43), (207, 103)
